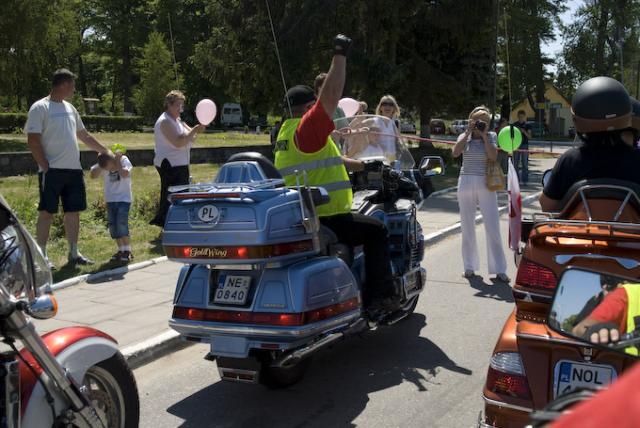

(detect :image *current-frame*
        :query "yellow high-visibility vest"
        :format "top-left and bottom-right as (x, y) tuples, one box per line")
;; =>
(274, 118), (352, 217)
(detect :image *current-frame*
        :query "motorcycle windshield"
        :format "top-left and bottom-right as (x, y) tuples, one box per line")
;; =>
(334, 114), (415, 169)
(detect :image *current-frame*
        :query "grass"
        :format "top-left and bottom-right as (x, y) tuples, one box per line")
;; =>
(0, 131), (270, 152)
(1, 163), (220, 282)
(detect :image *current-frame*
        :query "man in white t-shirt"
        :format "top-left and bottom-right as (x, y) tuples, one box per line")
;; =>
(25, 68), (108, 268)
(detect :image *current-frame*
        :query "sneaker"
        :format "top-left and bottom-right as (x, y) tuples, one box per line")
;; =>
(119, 251), (133, 262)
(110, 251), (123, 262)
(68, 254), (95, 265)
(463, 270), (475, 279)
(494, 273), (510, 283)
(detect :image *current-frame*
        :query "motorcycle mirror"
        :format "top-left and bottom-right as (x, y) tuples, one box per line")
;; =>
(419, 156), (446, 177)
(548, 268), (640, 359)
(542, 169), (552, 187)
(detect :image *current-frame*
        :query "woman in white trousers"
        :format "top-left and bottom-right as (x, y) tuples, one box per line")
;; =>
(452, 106), (509, 282)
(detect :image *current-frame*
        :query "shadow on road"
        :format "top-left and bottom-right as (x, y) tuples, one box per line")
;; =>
(466, 275), (515, 303)
(166, 314), (471, 427)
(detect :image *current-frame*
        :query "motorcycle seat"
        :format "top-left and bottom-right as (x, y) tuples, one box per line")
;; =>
(227, 152), (282, 179)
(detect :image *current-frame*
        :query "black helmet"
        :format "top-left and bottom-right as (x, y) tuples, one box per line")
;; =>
(572, 76), (631, 133)
(630, 98), (640, 132)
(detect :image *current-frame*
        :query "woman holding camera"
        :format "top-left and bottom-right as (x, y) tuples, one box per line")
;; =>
(452, 106), (508, 282)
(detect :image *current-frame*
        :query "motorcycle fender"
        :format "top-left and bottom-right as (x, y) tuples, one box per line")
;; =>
(21, 327), (118, 428)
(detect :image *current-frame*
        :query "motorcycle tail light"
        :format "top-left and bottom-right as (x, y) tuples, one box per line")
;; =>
(486, 352), (532, 400)
(515, 258), (557, 291)
(164, 240), (314, 260)
(173, 297), (360, 327)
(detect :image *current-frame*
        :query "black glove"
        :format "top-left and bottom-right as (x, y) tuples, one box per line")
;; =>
(363, 159), (383, 172)
(333, 34), (352, 57)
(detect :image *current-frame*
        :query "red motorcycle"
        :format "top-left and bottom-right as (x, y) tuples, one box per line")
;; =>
(0, 195), (139, 427)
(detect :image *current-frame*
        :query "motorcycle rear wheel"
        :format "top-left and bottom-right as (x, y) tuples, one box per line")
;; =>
(83, 351), (140, 428)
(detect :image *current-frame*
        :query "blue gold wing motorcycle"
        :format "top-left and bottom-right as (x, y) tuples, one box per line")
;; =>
(164, 115), (444, 387)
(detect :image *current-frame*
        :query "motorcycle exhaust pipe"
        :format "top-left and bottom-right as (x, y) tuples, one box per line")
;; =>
(272, 319), (368, 368)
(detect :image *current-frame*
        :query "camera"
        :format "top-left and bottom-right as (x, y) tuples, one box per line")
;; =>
(475, 120), (487, 131)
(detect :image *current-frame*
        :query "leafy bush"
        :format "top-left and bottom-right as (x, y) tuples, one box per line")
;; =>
(0, 113), (27, 132)
(0, 113), (143, 132)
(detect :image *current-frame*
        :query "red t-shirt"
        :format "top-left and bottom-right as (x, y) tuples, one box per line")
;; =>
(589, 287), (628, 333)
(294, 101), (335, 153)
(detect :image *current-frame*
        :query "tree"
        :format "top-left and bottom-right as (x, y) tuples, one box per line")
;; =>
(498, 0), (566, 122)
(134, 32), (179, 120)
(86, 0), (151, 113)
(557, 0), (640, 98)
(0, 0), (82, 109)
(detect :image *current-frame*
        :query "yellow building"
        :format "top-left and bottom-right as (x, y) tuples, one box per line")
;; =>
(510, 83), (572, 137)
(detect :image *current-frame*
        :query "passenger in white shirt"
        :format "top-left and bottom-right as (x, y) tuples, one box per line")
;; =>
(149, 90), (204, 227)
(25, 68), (108, 268)
(90, 152), (134, 262)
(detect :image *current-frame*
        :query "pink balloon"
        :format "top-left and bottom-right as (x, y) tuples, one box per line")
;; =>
(338, 97), (360, 117)
(195, 99), (217, 125)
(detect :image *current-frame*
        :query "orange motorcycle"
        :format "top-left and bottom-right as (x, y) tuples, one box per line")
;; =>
(479, 176), (640, 428)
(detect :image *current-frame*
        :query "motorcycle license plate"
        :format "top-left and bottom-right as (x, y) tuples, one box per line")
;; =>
(553, 360), (616, 398)
(214, 275), (251, 305)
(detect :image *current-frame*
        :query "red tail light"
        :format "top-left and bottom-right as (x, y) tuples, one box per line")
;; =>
(164, 240), (314, 260)
(173, 297), (360, 326)
(486, 352), (532, 400)
(515, 258), (557, 291)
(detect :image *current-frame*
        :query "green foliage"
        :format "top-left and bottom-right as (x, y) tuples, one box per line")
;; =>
(0, 113), (27, 132)
(134, 32), (180, 120)
(82, 116), (144, 132)
(557, 0), (640, 98)
(0, 113), (142, 133)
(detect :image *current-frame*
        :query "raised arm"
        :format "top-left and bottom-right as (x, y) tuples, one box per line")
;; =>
(318, 35), (351, 118)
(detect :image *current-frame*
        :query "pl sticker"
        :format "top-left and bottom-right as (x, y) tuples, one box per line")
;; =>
(197, 205), (220, 224)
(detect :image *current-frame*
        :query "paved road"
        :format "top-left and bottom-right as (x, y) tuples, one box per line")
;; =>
(135, 212), (535, 428)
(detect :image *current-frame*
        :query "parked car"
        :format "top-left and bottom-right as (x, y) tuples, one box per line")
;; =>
(450, 119), (468, 135)
(399, 119), (417, 134)
(429, 119), (446, 135)
(221, 103), (244, 127)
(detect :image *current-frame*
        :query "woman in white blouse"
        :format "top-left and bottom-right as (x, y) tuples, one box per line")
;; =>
(452, 106), (508, 282)
(149, 90), (203, 227)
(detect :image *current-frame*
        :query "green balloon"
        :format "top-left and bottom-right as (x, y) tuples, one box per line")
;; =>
(498, 125), (523, 153)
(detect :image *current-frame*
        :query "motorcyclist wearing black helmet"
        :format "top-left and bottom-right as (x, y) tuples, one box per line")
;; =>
(540, 77), (640, 211)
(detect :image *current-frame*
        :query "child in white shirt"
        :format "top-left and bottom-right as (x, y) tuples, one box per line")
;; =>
(90, 152), (133, 262)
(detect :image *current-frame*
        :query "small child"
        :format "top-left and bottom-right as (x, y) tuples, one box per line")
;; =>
(90, 151), (133, 262)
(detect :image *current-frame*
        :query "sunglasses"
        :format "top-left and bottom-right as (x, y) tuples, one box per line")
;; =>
(380, 102), (395, 107)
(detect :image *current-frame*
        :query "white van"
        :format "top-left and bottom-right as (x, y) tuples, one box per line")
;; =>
(221, 103), (243, 127)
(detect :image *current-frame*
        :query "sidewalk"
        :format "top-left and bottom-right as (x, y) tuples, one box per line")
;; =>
(34, 157), (556, 365)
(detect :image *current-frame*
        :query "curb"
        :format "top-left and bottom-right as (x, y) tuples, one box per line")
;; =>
(122, 330), (192, 370)
(429, 186), (458, 198)
(424, 191), (542, 246)
(51, 256), (168, 292)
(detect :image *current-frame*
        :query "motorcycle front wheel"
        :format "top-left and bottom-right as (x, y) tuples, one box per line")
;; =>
(83, 351), (140, 428)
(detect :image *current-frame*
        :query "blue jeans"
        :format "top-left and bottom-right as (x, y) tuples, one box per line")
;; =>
(513, 151), (529, 183)
(107, 202), (131, 239)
